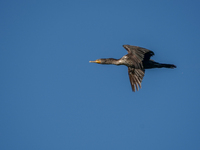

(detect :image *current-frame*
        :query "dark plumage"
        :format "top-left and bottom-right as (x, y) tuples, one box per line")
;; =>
(89, 45), (176, 92)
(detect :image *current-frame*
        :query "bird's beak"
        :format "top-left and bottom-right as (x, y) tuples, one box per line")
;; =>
(89, 60), (101, 64)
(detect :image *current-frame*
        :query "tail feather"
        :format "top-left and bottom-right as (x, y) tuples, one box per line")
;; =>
(159, 63), (176, 68)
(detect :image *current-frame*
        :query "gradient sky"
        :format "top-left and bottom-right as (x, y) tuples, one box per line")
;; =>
(1, 0), (200, 150)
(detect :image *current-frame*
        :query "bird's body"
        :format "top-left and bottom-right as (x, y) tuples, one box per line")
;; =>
(89, 45), (176, 92)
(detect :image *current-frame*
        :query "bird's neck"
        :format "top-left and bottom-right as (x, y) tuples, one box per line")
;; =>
(102, 58), (122, 65)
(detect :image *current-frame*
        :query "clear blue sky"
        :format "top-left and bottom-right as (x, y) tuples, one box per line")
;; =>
(1, 0), (200, 150)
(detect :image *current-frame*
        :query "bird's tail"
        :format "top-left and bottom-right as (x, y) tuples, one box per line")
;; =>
(157, 63), (176, 69)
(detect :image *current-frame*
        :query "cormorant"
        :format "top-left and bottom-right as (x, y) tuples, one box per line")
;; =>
(89, 45), (176, 92)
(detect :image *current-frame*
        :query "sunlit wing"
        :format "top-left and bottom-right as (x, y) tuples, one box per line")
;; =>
(123, 45), (154, 68)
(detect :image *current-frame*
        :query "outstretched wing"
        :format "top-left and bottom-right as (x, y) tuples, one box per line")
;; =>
(123, 45), (154, 68)
(128, 67), (145, 92)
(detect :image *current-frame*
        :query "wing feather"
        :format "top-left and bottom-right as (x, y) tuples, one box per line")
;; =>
(128, 67), (145, 92)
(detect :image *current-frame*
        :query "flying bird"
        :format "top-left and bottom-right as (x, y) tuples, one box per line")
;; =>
(89, 45), (176, 92)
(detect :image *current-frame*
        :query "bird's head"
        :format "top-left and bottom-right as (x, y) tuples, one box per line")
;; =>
(89, 59), (102, 64)
(89, 59), (112, 64)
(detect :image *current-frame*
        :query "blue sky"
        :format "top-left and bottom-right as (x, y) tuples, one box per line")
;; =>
(1, 0), (200, 149)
